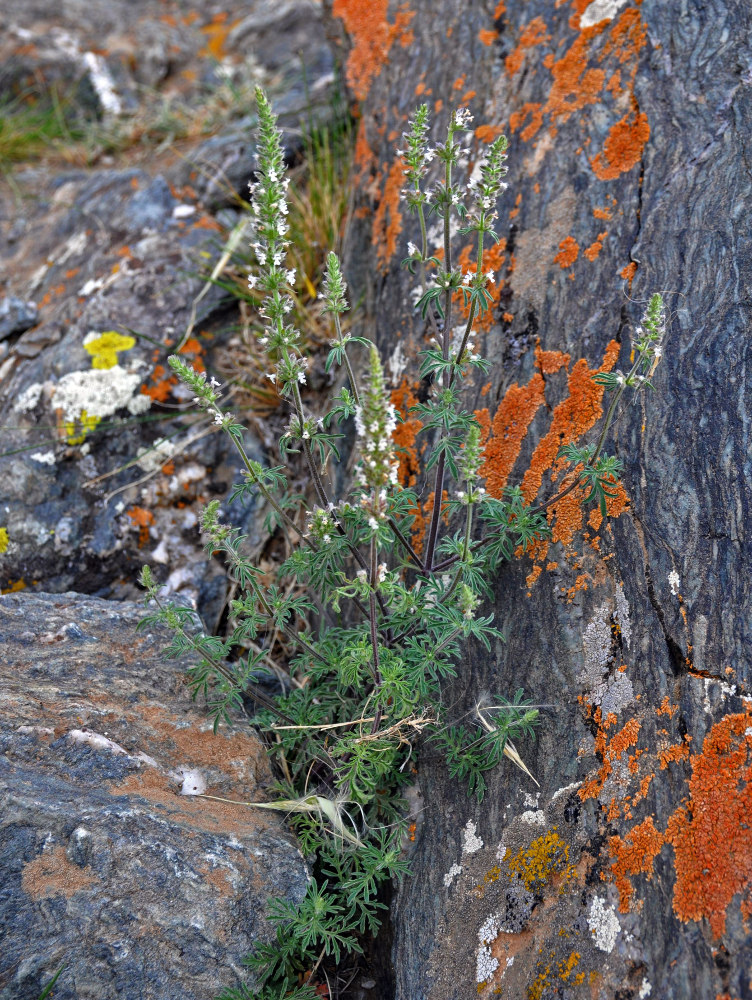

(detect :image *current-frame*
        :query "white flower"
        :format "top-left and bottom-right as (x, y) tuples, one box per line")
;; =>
(485, 269), (495, 283)
(368, 517), (379, 530)
(302, 431), (310, 440)
(407, 241), (418, 256)
(266, 373), (277, 384)
(323, 534), (331, 544)
(297, 371), (306, 384)
(248, 274), (258, 288)
(210, 377), (221, 388)
(462, 272), (473, 286)
(285, 269), (296, 283)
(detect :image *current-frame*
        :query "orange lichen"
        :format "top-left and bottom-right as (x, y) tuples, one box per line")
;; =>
(494, 1), (506, 16)
(478, 374), (546, 497)
(535, 347), (570, 374)
(665, 711), (752, 937)
(620, 261), (638, 286)
(505, 17), (550, 76)
(520, 340), (620, 504)
(391, 379), (422, 488)
(479, 28), (499, 46)
(141, 364), (178, 402)
(509, 102), (544, 142)
(609, 816), (664, 911)
(579, 710), (640, 802)
(591, 108), (650, 179)
(475, 124), (504, 142)
(658, 739), (691, 769)
(126, 506), (155, 547)
(331, 0), (415, 101)
(354, 118), (376, 182)
(584, 231), (607, 261)
(554, 236), (579, 268)
(372, 158), (405, 271)
(410, 490), (449, 556)
(602, 7), (647, 68)
(657, 696), (679, 718)
(526, 564), (543, 590)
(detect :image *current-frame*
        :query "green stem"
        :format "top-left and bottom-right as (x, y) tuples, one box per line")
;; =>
(334, 314), (361, 408)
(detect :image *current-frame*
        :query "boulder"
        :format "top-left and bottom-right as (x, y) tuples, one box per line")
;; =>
(0, 0), (335, 617)
(328, 0), (752, 997)
(0, 590), (309, 1000)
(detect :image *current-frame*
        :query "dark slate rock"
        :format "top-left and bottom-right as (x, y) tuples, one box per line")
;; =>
(328, 0), (752, 997)
(0, 591), (309, 1000)
(0, 297), (38, 341)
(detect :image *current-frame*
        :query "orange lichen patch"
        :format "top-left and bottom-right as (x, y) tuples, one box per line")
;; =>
(22, 845), (98, 899)
(602, 7), (647, 67)
(478, 373), (546, 497)
(591, 107), (650, 179)
(665, 711), (752, 937)
(658, 738), (691, 770)
(354, 118), (376, 183)
(606, 70), (622, 93)
(460, 89), (477, 103)
(332, 0), (415, 101)
(510, 191), (523, 220)
(505, 17), (550, 76)
(521, 339), (620, 504)
(141, 364), (178, 402)
(584, 231), (608, 261)
(621, 261), (637, 286)
(192, 215), (222, 231)
(475, 124), (505, 142)
(593, 205), (612, 220)
(554, 236), (579, 268)
(372, 158), (404, 271)
(509, 102), (544, 142)
(526, 564), (543, 590)
(391, 379), (422, 488)
(578, 707), (639, 802)
(502, 311), (515, 323)
(657, 696), (679, 717)
(609, 816), (664, 911)
(494, 0), (506, 16)
(1, 578), (27, 594)
(414, 80), (427, 95)
(127, 506), (155, 547)
(535, 347), (570, 374)
(479, 27), (499, 46)
(452, 74), (467, 91)
(410, 490), (449, 556)
(545, 27), (607, 123)
(549, 485), (590, 549)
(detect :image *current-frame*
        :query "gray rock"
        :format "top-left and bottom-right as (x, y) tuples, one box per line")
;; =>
(329, 0), (752, 997)
(0, 590), (309, 1000)
(0, 297), (38, 341)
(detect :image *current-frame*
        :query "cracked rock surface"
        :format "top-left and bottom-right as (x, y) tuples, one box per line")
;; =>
(0, 591), (309, 1000)
(329, 0), (752, 996)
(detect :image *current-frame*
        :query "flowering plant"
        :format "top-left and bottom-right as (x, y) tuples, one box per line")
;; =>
(140, 90), (665, 998)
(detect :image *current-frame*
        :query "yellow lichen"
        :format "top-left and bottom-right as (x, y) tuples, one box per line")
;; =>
(83, 331), (136, 370)
(0, 527), (8, 554)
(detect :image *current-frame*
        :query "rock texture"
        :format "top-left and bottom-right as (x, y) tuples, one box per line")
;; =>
(0, 591), (309, 1000)
(328, 0), (752, 997)
(0, 0), (333, 616)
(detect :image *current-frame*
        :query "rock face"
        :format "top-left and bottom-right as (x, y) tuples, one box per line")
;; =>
(0, 591), (309, 1000)
(328, 0), (752, 998)
(0, 0), (333, 617)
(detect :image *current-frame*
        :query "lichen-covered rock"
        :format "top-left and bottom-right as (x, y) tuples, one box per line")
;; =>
(0, 0), (334, 615)
(328, 0), (752, 997)
(0, 591), (308, 1000)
